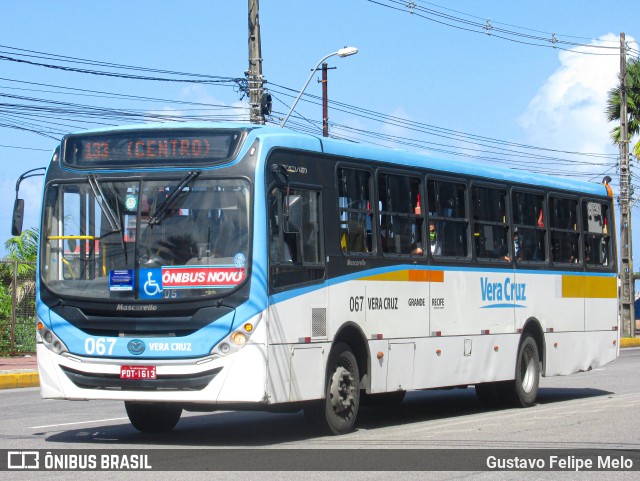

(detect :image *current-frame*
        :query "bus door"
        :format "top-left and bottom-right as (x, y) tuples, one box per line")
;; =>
(267, 186), (327, 402)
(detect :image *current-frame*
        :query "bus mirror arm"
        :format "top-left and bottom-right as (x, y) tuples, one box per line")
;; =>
(271, 164), (289, 186)
(12, 167), (46, 236)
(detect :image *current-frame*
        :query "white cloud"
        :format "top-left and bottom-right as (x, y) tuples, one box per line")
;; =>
(519, 33), (629, 159)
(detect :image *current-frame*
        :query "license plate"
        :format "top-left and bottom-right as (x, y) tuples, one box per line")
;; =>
(120, 365), (157, 380)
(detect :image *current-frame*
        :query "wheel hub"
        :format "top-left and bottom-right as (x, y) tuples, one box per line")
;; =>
(330, 366), (355, 414)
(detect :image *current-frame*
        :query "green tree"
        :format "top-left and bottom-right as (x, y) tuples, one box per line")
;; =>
(1, 228), (39, 353)
(3, 227), (38, 305)
(606, 57), (640, 157)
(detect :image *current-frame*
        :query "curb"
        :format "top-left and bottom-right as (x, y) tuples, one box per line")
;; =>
(0, 372), (39, 389)
(621, 337), (640, 348)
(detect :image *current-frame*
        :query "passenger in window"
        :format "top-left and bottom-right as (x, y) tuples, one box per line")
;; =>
(568, 248), (579, 263)
(584, 243), (592, 264)
(428, 221), (437, 254)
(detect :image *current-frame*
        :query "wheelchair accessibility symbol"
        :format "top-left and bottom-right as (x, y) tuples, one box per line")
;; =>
(139, 269), (163, 299)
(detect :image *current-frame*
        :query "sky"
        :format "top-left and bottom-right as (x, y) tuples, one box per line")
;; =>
(1, 0), (639, 270)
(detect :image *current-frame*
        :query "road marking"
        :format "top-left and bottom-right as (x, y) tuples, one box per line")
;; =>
(30, 417), (128, 429)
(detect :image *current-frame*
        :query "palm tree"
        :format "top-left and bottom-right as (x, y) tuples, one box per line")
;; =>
(606, 57), (640, 158)
(3, 227), (38, 305)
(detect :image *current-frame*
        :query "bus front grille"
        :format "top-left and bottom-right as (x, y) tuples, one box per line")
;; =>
(60, 365), (222, 391)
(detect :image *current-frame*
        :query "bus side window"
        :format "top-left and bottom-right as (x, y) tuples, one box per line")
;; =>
(377, 173), (423, 255)
(512, 191), (546, 263)
(427, 179), (469, 258)
(337, 168), (374, 254)
(269, 187), (325, 289)
(550, 196), (580, 264)
(583, 200), (611, 267)
(472, 185), (509, 261)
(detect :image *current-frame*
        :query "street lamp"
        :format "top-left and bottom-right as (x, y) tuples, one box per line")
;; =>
(280, 47), (358, 128)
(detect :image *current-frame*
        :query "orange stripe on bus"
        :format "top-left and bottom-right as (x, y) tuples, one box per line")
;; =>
(360, 270), (444, 282)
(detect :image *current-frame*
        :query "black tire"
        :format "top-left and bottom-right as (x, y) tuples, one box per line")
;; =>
(125, 401), (182, 433)
(508, 335), (541, 407)
(303, 342), (360, 435)
(476, 336), (540, 409)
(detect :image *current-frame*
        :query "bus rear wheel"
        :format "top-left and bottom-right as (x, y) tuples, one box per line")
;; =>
(304, 342), (360, 435)
(475, 335), (540, 409)
(125, 401), (182, 433)
(508, 335), (541, 407)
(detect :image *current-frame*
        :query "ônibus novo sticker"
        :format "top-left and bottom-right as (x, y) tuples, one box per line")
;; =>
(161, 266), (245, 289)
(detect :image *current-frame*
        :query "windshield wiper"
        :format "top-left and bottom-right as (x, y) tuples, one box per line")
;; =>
(87, 175), (122, 233)
(87, 175), (127, 263)
(148, 170), (201, 226)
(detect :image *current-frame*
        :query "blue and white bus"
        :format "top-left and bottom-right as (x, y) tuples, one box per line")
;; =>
(15, 122), (619, 434)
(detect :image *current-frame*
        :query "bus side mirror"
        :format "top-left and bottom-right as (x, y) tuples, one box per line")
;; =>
(284, 195), (302, 233)
(12, 198), (24, 236)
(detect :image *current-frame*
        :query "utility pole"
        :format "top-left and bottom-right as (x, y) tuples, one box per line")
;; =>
(248, 0), (265, 124)
(321, 63), (329, 137)
(619, 32), (635, 338)
(320, 63), (337, 137)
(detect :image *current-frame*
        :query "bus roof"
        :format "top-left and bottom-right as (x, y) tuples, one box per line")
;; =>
(70, 122), (609, 197)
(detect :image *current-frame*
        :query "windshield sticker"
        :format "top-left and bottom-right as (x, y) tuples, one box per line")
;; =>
(109, 270), (134, 292)
(125, 195), (137, 211)
(161, 266), (245, 289)
(234, 253), (246, 268)
(139, 268), (163, 299)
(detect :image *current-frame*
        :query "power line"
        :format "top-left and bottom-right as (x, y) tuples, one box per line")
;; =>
(0, 76), (246, 111)
(0, 44), (245, 85)
(0, 39), (621, 185)
(268, 82), (617, 162)
(0, 143), (51, 152)
(366, 0), (621, 55)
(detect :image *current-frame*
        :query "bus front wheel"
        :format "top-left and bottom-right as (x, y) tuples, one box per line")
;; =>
(304, 342), (360, 435)
(125, 401), (182, 433)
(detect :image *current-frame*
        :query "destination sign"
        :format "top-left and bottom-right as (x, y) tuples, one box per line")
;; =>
(63, 130), (245, 168)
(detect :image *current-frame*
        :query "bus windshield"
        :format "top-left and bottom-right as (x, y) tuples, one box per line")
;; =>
(41, 176), (250, 301)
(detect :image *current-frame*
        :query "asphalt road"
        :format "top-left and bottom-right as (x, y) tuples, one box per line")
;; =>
(1, 349), (639, 481)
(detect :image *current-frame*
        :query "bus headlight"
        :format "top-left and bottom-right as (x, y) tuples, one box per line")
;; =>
(231, 332), (247, 346)
(37, 318), (69, 355)
(210, 317), (260, 357)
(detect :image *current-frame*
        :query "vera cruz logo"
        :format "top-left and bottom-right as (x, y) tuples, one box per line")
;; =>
(480, 277), (527, 308)
(127, 339), (145, 355)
